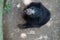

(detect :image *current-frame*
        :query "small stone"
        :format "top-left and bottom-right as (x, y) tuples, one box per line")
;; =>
(20, 33), (27, 38)
(46, 21), (51, 27)
(23, 0), (32, 5)
(16, 3), (21, 8)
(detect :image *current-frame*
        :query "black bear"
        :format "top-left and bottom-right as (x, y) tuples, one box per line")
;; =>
(18, 2), (51, 29)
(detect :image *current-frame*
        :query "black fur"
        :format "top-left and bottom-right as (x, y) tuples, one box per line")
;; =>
(18, 2), (51, 29)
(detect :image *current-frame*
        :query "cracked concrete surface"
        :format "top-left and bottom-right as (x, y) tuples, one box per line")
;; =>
(3, 0), (60, 40)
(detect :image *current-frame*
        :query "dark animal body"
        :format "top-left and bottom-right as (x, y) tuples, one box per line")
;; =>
(18, 2), (50, 29)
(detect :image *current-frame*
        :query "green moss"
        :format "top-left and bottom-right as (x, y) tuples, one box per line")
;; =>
(4, 0), (11, 14)
(0, 0), (4, 40)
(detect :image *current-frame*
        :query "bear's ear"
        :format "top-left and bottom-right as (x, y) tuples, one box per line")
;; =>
(23, 2), (42, 11)
(26, 2), (42, 8)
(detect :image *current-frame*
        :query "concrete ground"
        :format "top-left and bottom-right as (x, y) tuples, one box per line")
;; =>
(3, 0), (60, 40)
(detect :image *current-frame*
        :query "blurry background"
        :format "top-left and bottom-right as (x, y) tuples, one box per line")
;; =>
(3, 0), (60, 40)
